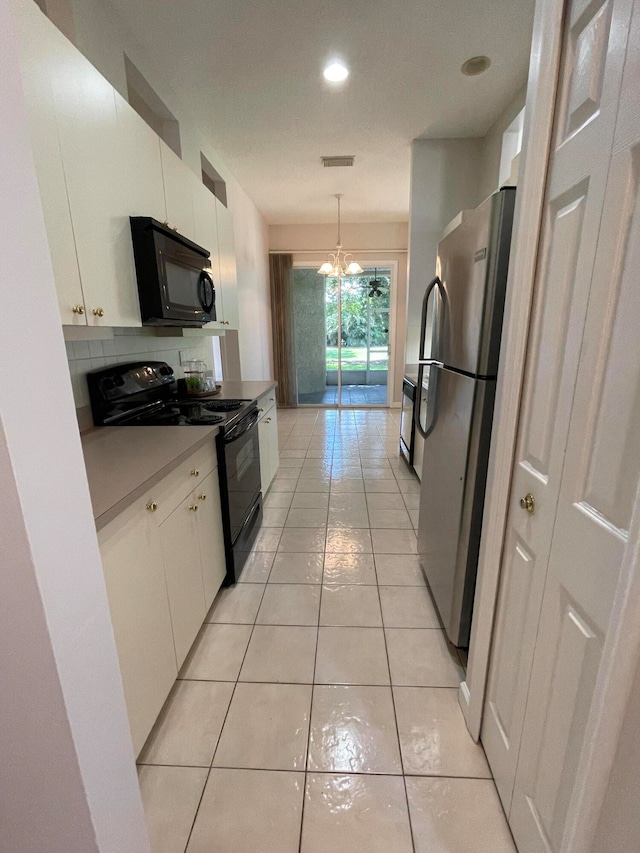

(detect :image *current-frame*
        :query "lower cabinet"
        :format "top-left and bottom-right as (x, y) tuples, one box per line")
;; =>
(98, 498), (177, 757)
(196, 469), (227, 608)
(158, 494), (206, 670)
(258, 394), (279, 493)
(97, 444), (226, 756)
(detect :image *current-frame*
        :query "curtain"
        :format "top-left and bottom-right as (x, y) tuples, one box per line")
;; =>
(269, 253), (297, 407)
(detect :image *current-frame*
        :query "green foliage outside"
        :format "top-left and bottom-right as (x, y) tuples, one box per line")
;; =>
(326, 347), (388, 371)
(325, 273), (390, 349)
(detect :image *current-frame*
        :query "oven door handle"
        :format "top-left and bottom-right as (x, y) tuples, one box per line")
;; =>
(224, 409), (260, 443)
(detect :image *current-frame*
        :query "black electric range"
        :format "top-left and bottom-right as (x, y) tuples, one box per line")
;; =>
(87, 361), (262, 584)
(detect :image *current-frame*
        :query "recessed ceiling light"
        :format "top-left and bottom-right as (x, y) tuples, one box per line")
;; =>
(461, 55), (491, 76)
(324, 61), (349, 83)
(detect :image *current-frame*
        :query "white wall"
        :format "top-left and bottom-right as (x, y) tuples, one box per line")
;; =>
(405, 138), (483, 367)
(478, 85), (528, 202)
(65, 0), (272, 382)
(0, 6), (149, 847)
(269, 222), (408, 404)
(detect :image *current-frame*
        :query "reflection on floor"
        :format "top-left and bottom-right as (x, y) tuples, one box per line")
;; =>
(137, 408), (516, 853)
(298, 384), (387, 405)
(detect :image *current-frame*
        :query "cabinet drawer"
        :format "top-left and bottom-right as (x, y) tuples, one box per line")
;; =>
(147, 441), (217, 524)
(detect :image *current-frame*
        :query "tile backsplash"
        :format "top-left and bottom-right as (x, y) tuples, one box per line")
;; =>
(66, 329), (214, 410)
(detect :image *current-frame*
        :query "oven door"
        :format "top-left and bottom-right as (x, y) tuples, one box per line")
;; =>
(222, 408), (262, 542)
(158, 249), (216, 326)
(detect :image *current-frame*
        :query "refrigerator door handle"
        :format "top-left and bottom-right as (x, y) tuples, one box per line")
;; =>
(415, 362), (442, 439)
(418, 276), (442, 361)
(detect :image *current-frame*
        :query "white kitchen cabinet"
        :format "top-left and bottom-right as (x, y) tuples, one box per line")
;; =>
(114, 92), (166, 223)
(257, 394), (279, 493)
(97, 440), (225, 755)
(159, 494), (207, 669)
(160, 141), (196, 239)
(194, 469), (227, 608)
(192, 181), (226, 332)
(215, 200), (239, 329)
(14, 0), (84, 325)
(98, 497), (177, 757)
(51, 37), (143, 327)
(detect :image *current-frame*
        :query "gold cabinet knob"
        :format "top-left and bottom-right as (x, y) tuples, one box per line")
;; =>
(146, 501), (157, 512)
(259, 408), (264, 413)
(265, 418), (271, 424)
(520, 493), (535, 514)
(72, 305), (85, 315)
(188, 504), (198, 512)
(269, 398), (275, 402)
(191, 469), (200, 477)
(93, 307), (105, 317)
(198, 493), (206, 501)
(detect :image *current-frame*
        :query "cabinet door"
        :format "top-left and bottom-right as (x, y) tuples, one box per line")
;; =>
(114, 91), (166, 221)
(14, 0), (84, 325)
(192, 181), (225, 331)
(194, 470), (227, 608)
(51, 42), (142, 327)
(160, 142), (196, 239)
(215, 200), (239, 328)
(159, 494), (207, 668)
(258, 415), (272, 494)
(98, 498), (177, 756)
(267, 402), (280, 483)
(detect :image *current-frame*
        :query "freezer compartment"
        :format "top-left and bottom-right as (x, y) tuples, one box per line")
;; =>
(417, 366), (496, 647)
(433, 187), (515, 376)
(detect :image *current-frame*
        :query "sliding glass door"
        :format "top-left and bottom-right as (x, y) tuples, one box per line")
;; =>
(292, 266), (390, 407)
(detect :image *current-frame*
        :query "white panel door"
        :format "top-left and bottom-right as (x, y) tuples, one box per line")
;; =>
(509, 4), (640, 848)
(13, 0), (84, 325)
(481, 0), (634, 817)
(194, 469), (227, 609)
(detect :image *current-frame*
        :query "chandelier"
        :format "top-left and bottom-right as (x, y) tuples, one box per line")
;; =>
(317, 194), (363, 277)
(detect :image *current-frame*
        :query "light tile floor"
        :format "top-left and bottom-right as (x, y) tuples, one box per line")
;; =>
(138, 407), (516, 853)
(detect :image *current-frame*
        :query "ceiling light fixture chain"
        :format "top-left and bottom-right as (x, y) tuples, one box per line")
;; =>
(317, 194), (363, 279)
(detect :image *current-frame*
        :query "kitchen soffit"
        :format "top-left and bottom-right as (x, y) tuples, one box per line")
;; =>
(105, 0), (534, 224)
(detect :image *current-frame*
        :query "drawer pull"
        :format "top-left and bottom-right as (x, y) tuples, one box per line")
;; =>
(146, 501), (157, 512)
(189, 504), (199, 512)
(198, 493), (207, 501)
(265, 418), (271, 424)
(259, 408), (264, 413)
(72, 304), (85, 315)
(191, 469), (200, 477)
(92, 307), (105, 317)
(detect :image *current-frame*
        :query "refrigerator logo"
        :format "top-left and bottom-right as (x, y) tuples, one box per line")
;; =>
(474, 248), (487, 262)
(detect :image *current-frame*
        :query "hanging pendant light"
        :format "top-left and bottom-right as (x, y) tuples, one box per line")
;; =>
(317, 195), (363, 278)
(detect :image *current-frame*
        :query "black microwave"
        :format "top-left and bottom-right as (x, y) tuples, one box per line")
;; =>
(130, 217), (216, 327)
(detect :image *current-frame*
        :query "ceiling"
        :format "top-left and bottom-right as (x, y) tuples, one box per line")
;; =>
(108, 0), (534, 224)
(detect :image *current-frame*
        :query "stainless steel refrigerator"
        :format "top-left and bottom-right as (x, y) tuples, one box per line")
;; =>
(416, 187), (516, 648)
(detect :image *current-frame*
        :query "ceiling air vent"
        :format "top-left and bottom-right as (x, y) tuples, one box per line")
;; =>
(321, 155), (355, 168)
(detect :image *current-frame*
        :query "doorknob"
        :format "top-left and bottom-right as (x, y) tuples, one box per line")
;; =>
(520, 493), (535, 514)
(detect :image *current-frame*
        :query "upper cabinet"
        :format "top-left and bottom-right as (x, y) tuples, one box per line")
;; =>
(215, 200), (239, 328)
(159, 141), (196, 238)
(14, 0), (238, 331)
(14, 0), (84, 325)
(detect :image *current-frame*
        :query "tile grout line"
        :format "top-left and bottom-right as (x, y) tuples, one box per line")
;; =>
(375, 462), (418, 853)
(180, 556), (273, 852)
(297, 433), (325, 853)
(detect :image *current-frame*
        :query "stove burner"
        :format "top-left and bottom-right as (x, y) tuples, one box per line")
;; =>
(186, 414), (225, 425)
(201, 399), (246, 412)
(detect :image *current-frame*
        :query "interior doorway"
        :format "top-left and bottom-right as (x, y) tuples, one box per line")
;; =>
(292, 266), (391, 407)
